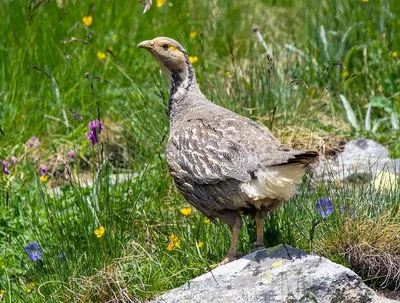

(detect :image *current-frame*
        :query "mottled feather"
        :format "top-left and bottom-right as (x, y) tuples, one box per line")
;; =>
(139, 37), (319, 218)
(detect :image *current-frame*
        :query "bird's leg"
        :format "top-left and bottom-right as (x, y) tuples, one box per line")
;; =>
(253, 209), (267, 251)
(226, 215), (242, 259)
(218, 210), (243, 264)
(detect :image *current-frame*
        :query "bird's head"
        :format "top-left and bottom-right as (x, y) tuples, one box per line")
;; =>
(138, 37), (193, 86)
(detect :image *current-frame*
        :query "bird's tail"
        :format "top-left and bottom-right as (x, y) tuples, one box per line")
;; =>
(287, 150), (319, 166)
(240, 151), (319, 201)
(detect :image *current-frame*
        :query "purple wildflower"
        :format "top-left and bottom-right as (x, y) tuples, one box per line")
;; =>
(68, 152), (76, 159)
(315, 198), (334, 218)
(1, 160), (10, 175)
(88, 131), (98, 145)
(28, 136), (40, 148)
(58, 252), (67, 261)
(24, 242), (43, 262)
(89, 120), (104, 132)
(87, 120), (104, 145)
(39, 165), (48, 176)
(10, 157), (18, 165)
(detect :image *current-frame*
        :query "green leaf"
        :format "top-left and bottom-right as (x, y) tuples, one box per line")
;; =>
(369, 96), (393, 113)
(339, 94), (359, 131)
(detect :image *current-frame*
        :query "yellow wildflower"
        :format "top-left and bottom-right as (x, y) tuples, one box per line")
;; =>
(362, 0), (368, 2)
(309, 88), (317, 96)
(392, 51), (398, 58)
(167, 243), (174, 250)
(225, 71), (232, 78)
(1, 265), (5, 270)
(180, 207), (192, 216)
(167, 233), (180, 250)
(189, 31), (197, 39)
(94, 226), (105, 238)
(157, 0), (166, 8)
(197, 241), (203, 248)
(373, 171), (398, 191)
(29, 282), (37, 287)
(40, 175), (48, 182)
(341, 71), (349, 79)
(97, 51), (106, 60)
(203, 217), (210, 224)
(170, 233), (179, 242)
(0, 289), (5, 294)
(82, 16), (93, 26)
(189, 56), (198, 64)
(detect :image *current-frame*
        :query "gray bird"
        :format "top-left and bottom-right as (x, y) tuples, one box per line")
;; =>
(138, 37), (318, 263)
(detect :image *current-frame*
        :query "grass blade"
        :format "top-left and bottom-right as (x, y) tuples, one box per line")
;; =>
(390, 112), (399, 130)
(339, 94), (359, 131)
(365, 103), (372, 131)
(372, 118), (387, 133)
(319, 25), (329, 61)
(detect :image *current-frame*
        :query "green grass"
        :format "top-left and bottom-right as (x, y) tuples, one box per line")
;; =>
(1, 0), (400, 301)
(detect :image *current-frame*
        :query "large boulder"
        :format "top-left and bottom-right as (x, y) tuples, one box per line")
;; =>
(150, 245), (397, 303)
(314, 138), (400, 183)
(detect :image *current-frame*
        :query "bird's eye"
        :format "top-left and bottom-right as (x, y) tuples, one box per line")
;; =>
(162, 43), (169, 50)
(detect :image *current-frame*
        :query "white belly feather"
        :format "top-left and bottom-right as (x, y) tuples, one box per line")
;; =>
(240, 164), (306, 201)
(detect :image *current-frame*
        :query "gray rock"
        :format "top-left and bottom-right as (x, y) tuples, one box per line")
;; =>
(150, 245), (397, 303)
(314, 139), (400, 183)
(341, 139), (390, 160)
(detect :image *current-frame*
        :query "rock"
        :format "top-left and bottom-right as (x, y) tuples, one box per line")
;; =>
(150, 245), (397, 303)
(342, 139), (390, 159)
(314, 139), (400, 183)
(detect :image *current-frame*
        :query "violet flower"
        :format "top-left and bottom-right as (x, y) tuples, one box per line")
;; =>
(24, 242), (43, 262)
(315, 198), (334, 218)
(39, 165), (48, 176)
(28, 136), (40, 148)
(1, 160), (10, 175)
(58, 252), (67, 261)
(87, 120), (104, 145)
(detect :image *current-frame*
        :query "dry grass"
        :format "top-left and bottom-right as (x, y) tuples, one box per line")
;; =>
(50, 242), (155, 303)
(315, 209), (400, 289)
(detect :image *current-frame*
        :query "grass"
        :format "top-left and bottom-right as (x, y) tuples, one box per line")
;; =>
(0, 0), (400, 301)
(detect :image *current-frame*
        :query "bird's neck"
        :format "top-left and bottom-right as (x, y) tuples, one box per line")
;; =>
(168, 58), (202, 125)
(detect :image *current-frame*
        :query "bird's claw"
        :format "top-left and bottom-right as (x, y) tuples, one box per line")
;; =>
(218, 252), (244, 265)
(250, 241), (266, 253)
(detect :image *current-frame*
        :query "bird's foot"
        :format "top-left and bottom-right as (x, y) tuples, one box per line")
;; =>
(250, 241), (266, 253)
(218, 252), (244, 265)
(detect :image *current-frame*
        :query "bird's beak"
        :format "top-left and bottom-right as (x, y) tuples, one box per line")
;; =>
(137, 40), (153, 50)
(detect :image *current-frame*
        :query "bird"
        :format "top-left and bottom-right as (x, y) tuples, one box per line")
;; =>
(138, 37), (319, 264)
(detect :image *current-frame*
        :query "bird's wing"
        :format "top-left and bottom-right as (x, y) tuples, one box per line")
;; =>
(166, 115), (293, 185)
